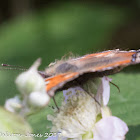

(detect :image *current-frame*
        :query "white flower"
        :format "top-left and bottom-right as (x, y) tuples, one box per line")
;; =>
(4, 96), (22, 113)
(46, 77), (128, 140)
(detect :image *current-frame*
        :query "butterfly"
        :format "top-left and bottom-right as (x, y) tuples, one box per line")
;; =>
(42, 49), (140, 97)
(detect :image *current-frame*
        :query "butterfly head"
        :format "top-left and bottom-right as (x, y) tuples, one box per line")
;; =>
(131, 50), (140, 63)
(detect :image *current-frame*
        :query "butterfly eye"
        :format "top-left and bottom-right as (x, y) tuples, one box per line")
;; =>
(132, 51), (140, 63)
(132, 54), (137, 62)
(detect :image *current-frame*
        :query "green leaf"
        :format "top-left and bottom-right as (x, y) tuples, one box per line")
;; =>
(109, 73), (140, 126)
(109, 73), (140, 140)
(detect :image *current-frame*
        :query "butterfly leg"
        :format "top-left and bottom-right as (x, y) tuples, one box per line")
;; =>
(52, 97), (60, 111)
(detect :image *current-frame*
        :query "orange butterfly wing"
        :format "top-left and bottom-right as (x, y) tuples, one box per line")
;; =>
(45, 49), (140, 96)
(70, 50), (139, 73)
(45, 72), (79, 96)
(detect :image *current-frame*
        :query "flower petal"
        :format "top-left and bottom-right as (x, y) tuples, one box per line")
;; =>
(101, 106), (112, 118)
(93, 116), (128, 140)
(95, 77), (111, 106)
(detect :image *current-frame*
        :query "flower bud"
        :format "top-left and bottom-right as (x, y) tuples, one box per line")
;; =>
(28, 92), (50, 107)
(4, 96), (22, 113)
(15, 58), (46, 95)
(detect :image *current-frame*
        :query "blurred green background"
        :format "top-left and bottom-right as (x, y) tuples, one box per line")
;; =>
(0, 1), (140, 140)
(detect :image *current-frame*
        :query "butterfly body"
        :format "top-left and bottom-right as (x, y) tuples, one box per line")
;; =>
(44, 49), (140, 96)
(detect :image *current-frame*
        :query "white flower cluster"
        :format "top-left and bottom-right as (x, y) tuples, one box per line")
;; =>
(4, 59), (50, 115)
(46, 77), (128, 140)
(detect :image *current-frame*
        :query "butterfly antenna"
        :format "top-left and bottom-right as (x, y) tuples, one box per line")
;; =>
(110, 81), (120, 93)
(1, 63), (49, 79)
(1, 63), (28, 71)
